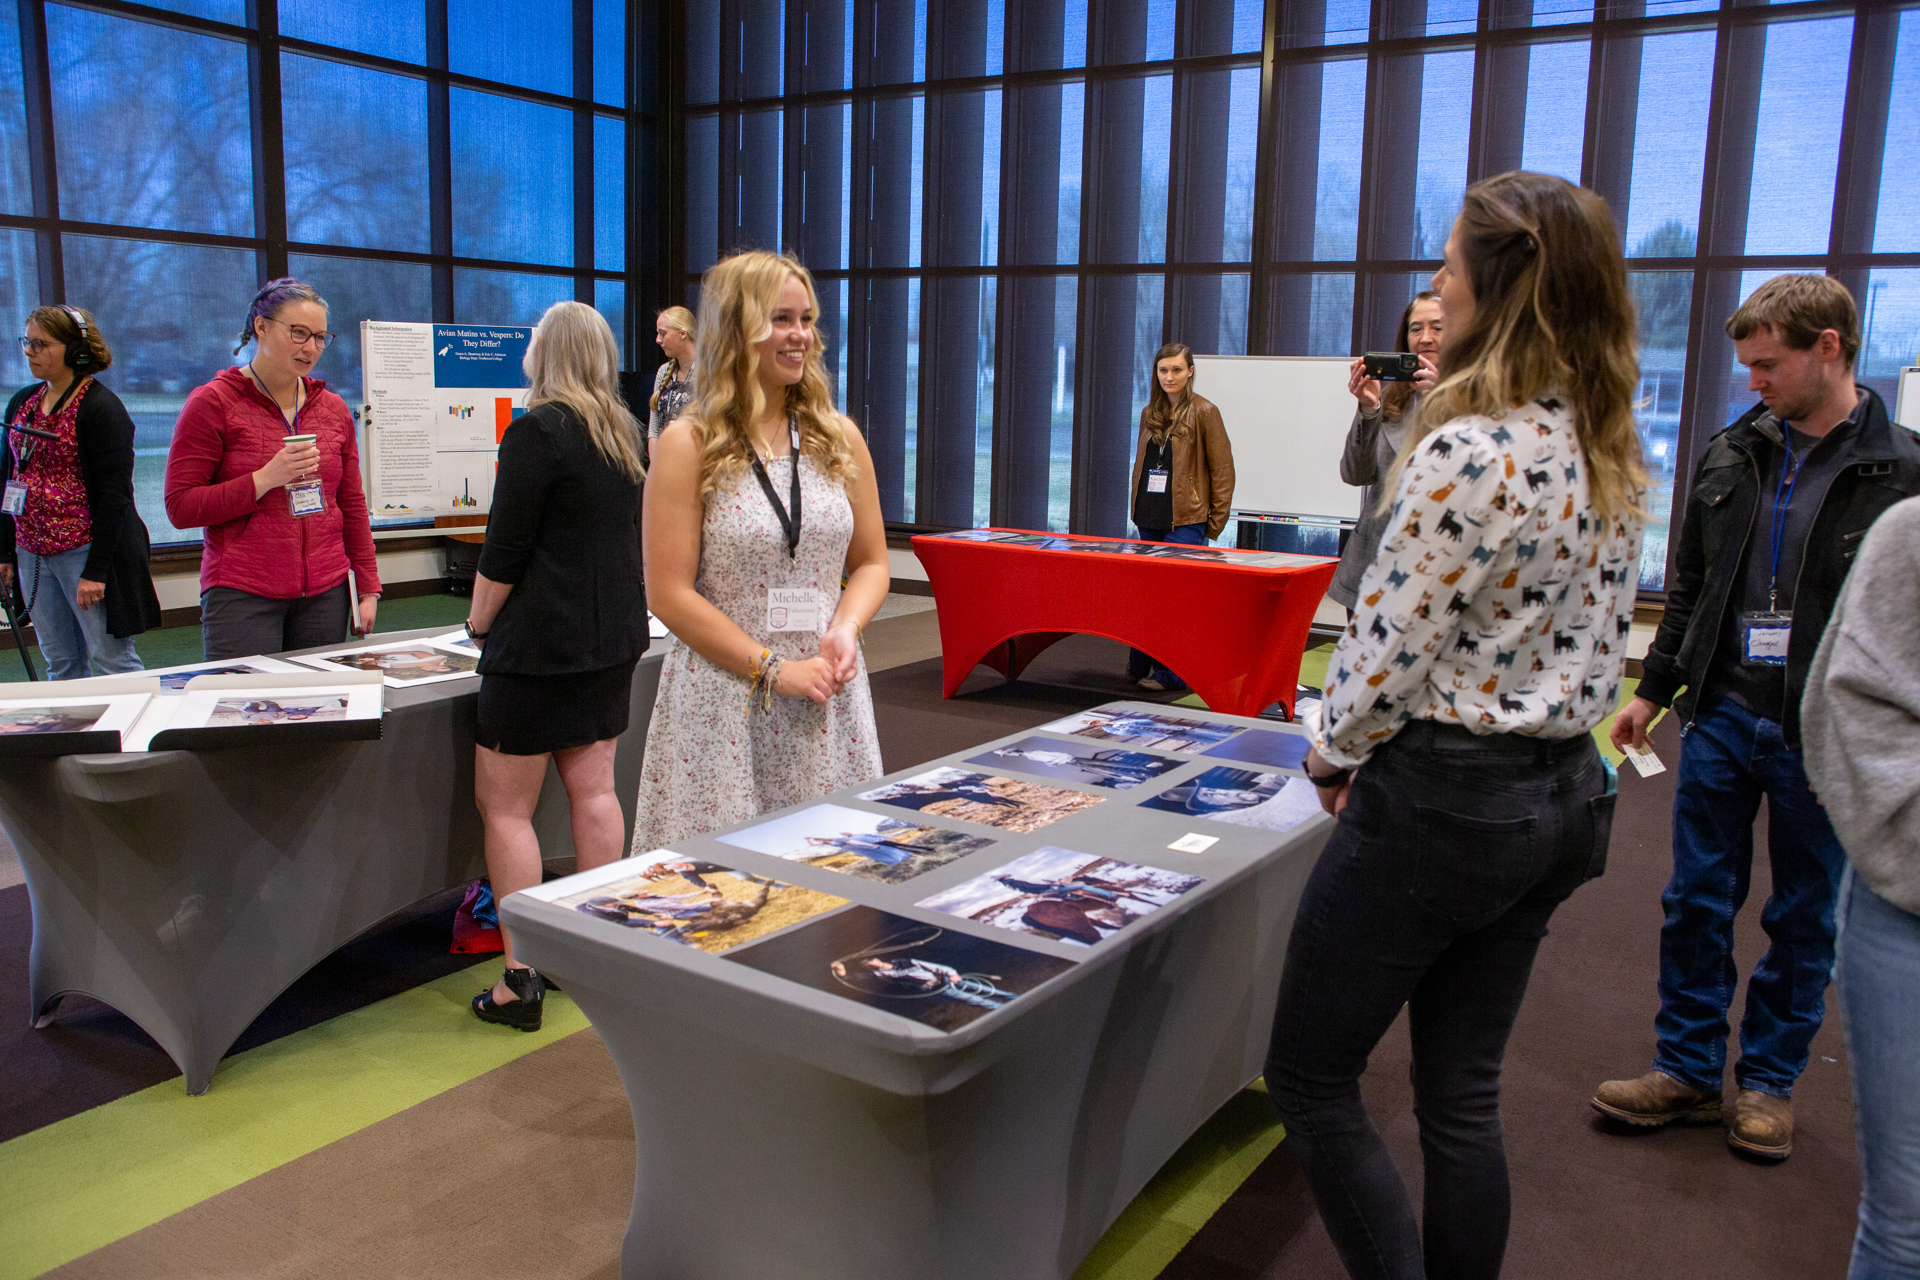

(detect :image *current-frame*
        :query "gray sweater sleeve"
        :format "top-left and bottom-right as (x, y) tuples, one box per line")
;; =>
(1802, 495), (1920, 915)
(1339, 406), (1384, 486)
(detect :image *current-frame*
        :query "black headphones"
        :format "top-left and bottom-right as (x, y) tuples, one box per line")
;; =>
(59, 305), (94, 372)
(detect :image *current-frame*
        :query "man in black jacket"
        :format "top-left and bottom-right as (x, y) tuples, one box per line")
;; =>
(1592, 275), (1920, 1162)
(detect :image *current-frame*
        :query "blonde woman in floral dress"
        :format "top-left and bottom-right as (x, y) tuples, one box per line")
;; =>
(633, 251), (888, 850)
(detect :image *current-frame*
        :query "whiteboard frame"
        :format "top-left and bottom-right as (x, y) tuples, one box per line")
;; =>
(1896, 366), (1919, 434)
(1191, 354), (1362, 524)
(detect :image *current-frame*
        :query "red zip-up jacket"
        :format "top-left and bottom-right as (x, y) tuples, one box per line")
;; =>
(164, 366), (382, 601)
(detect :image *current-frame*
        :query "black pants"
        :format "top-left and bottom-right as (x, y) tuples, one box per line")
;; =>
(1264, 720), (1614, 1280)
(202, 581), (352, 660)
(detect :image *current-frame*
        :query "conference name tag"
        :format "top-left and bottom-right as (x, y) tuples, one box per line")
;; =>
(1623, 742), (1666, 778)
(1145, 468), (1170, 494)
(287, 478), (325, 517)
(0, 481), (25, 516)
(1738, 611), (1790, 666)
(767, 587), (821, 632)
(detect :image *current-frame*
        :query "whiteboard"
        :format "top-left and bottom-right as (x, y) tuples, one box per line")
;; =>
(1192, 355), (1361, 522)
(1897, 367), (1920, 434)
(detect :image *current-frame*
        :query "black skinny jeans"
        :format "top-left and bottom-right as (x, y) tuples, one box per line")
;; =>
(1265, 720), (1614, 1280)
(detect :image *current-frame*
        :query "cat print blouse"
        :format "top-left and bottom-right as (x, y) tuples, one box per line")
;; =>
(1309, 393), (1646, 769)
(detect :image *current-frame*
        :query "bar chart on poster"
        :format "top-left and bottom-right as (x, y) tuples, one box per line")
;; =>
(359, 321), (532, 518)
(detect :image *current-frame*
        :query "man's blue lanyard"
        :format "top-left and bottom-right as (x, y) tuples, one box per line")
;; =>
(1767, 437), (1803, 614)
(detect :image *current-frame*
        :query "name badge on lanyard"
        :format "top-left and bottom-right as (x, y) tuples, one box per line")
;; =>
(1146, 468), (1170, 494)
(287, 478), (325, 516)
(1, 481), (24, 516)
(1739, 611), (1790, 666)
(1744, 439), (1800, 667)
(767, 586), (822, 632)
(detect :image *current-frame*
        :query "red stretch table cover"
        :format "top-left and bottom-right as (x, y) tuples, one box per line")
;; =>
(910, 530), (1338, 719)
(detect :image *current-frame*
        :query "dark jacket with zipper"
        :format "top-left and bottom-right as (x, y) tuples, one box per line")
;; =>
(1, 380), (164, 639)
(1638, 385), (1920, 746)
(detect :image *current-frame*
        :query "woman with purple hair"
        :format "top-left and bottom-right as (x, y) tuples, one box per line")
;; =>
(164, 278), (380, 658)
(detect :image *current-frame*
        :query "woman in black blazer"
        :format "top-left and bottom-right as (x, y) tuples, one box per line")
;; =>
(465, 301), (649, 1032)
(3, 305), (161, 678)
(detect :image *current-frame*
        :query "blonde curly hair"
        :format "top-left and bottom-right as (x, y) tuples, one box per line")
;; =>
(685, 250), (858, 502)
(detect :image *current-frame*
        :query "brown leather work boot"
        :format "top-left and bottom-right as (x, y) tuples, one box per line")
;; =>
(1591, 1071), (1723, 1126)
(1727, 1089), (1793, 1161)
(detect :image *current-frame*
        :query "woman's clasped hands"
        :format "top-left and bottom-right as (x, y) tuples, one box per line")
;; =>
(773, 619), (862, 705)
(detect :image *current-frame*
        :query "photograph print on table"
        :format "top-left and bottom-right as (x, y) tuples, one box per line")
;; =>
(1200, 727), (1312, 772)
(0, 704), (111, 735)
(1140, 766), (1325, 834)
(725, 905), (1074, 1032)
(548, 852), (849, 954)
(143, 656), (307, 693)
(857, 767), (1103, 834)
(916, 846), (1203, 948)
(1042, 707), (1242, 753)
(205, 696), (350, 726)
(965, 735), (1183, 791)
(294, 641), (480, 687)
(715, 803), (995, 886)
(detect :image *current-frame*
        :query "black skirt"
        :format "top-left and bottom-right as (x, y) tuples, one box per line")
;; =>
(475, 656), (640, 756)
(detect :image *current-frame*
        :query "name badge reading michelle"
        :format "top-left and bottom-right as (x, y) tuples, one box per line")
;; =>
(0, 481), (25, 516)
(767, 587), (821, 632)
(287, 478), (325, 517)
(1146, 468), (1170, 494)
(1739, 611), (1790, 666)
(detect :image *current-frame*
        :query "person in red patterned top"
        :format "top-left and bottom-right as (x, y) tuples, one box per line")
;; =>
(163, 279), (380, 659)
(2, 306), (162, 678)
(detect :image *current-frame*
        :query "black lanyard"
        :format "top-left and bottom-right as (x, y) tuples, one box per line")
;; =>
(749, 418), (803, 559)
(10, 378), (84, 472)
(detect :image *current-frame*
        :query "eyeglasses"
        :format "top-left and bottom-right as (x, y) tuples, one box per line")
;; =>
(268, 318), (336, 349)
(18, 338), (54, 355)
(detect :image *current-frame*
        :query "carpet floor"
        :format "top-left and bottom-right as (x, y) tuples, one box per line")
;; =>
(0, 604), (1864, 1279)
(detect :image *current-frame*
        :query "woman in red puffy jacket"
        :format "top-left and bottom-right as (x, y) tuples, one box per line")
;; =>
(164, 278), (380, 659)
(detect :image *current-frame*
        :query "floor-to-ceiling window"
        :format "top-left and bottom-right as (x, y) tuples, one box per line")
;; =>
(681, 0), (1920, 593)
(1, 0), (661, 546)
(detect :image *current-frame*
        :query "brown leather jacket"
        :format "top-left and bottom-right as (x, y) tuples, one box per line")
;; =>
(1129, 392), (1236, 540)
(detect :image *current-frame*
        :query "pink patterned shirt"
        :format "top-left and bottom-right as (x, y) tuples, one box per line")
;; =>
(10, 380), (93, 557)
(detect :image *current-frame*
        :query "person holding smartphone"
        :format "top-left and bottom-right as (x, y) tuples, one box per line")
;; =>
(1329, 292), (1442, 614)
(164, 278), (380, 659)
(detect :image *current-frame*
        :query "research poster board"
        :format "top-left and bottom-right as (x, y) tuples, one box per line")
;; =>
(360, 321), (531, 518)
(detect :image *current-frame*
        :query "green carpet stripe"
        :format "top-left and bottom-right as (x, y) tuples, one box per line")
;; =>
(1073, 1084), (1285, 1280)
(0, 961), (585, 1280)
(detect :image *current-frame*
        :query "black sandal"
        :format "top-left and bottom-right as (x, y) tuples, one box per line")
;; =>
(472, 966), (545, 1032)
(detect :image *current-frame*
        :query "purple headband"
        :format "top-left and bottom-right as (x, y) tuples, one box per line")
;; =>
(234, 278), (326, 354)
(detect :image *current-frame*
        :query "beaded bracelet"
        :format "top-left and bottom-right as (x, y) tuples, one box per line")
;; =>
(745, 647), (774, 716)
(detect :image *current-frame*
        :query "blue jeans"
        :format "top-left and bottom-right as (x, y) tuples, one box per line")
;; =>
(1266, 721), (1611, 1280)
(1837, 868), (1920, 1279)
(1655, 697), (1845, 1097)
(19, 543), (143, 680)
(1127, 522), (1208, 683)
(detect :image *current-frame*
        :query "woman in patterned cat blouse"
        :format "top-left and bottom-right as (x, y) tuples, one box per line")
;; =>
(1264, 171), (1648, 1280)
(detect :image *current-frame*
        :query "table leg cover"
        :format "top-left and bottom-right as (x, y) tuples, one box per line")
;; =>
(1, 635), (663, 1095)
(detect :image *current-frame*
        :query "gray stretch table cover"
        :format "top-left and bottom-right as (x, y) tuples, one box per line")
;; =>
(501, 699), (1331, 1280)
(2, 626), (663, 1095)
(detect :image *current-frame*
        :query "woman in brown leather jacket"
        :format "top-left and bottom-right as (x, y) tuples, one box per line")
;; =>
(1125, 342), (1236, 690)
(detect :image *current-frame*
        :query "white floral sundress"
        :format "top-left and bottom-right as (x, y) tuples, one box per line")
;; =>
(631, 451), (883, 852)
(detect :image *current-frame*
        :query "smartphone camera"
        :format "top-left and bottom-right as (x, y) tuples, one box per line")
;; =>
(1363, 352), (1421, 382)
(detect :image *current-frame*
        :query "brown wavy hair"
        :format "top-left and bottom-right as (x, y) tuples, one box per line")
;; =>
(685, 250), (858, 502)
(28, 305), (112, 372)
(1381, 291), (1439, 423)
(1143, 342), (1197, 441)
(1398, 171), (1646, 520)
